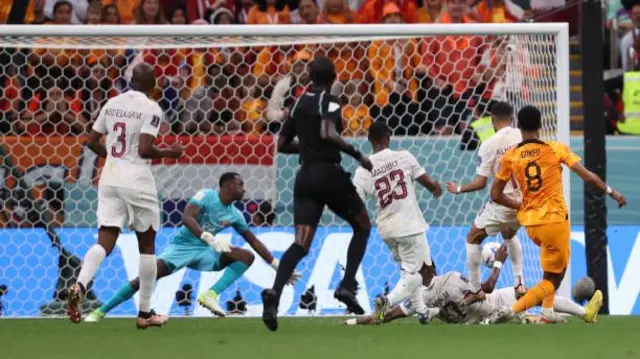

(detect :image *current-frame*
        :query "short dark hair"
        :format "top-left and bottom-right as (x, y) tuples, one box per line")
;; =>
(490, 101), (513, 120)
(368, 121), (391, 142)
(517, 105), (542, 131)
(53, 0), (72, 14)
(219, 172), (240, 187)
(309, 56), (336, 87)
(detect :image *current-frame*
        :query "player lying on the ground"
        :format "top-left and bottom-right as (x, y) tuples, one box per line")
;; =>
(352, 121), (442, 325)
(344, 244), (603, 326)
(484, 105), (626, 324)
(85, 173), (300, 323)
(446, 101), (526, 304)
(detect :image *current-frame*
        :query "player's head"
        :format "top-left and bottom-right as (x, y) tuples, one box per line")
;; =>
(517, 105), (542, 133)
(219, 172), (245, 201)
(130, 63), (156, 95)
(308, 56), (336, 88)
(490, 101), (513, 128)
(368, 121), (391, 149)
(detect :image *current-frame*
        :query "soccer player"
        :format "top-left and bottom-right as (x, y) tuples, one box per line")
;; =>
(352, 121), (442, 324)
(345, 245), (603, 326)
(85, 173), (300, 322)
(261, 56), (373, 331)
(485, 105), (627, 324)
(446, 101), (525, 303)
(68, 63), (184, 328)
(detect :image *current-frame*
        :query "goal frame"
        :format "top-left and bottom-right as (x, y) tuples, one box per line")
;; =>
(0, 22), (572, 301)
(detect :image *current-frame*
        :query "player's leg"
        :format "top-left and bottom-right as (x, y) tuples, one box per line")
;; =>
(68, 186), (124, 323)
(465, 222), (488, 301)
(500, 223), (525, 294)
(198, 247), (254, 316)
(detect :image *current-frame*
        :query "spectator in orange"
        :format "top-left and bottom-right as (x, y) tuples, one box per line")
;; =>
(296, 0), (319, 23)
(169, 6), (187, 23)
(102, 4), (120, 24)
(356, 0), (418, 23)
(421, 0), (481, 134)
(30, 0), (49, 24)
(342, 80), (372, 136)
(368, 3), (423, 135)
(102, 0), (139, 24)
(247, 0), (290, 24)
(86, 2), (102, 24)
(416, 0), (444, 22)
(321, 0), (354, 23)
(135, 0), (169, 24)
(238, 76), (270, 135)
(469, 0), (519, 23)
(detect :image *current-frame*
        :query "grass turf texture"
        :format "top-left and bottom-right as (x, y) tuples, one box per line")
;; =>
(2, 316), (640, 359)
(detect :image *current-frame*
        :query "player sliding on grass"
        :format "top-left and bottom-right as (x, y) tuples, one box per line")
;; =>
(352, 121), (442, 324)
(345, 244), (603, 326)
(484, 105), (626, 324)
(85, 173), (300, 323)
(446, 101), (526, 304)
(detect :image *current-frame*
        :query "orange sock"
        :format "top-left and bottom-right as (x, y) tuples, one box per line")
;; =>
(512, 279), (555, 314)
(542, 289), (556, 309)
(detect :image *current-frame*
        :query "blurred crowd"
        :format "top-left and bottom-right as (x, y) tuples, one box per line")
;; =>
(0, 0), (536, 137)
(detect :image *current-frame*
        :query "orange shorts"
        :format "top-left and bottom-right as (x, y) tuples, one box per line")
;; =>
(525, 220), (570, 274)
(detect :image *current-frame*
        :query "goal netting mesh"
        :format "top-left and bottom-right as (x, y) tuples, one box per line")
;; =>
(0, 25), (567, 317)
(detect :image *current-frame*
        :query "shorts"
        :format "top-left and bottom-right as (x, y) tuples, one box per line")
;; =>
(158, 242), (223, 274)
(97, 186), (160, 232)
(525, 220), (571, 274)
(293, 163), (365, 226)
(383, 232), (432, 273)
(474, 201), (520, 236)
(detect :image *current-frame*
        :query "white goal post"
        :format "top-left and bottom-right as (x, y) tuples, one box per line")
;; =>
(0, 23), (570, 318)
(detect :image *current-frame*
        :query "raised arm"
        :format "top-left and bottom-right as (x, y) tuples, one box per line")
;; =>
(447, 175), (487, 195)
(416, 173), (443, 198)
(448, 142), (492, 194)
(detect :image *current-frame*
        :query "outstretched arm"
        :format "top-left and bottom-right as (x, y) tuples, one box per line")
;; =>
(239, 229), (302, 284)
(416, 173), (443, 198)
(490, 178), (521, 210)
(569, 162), (627, 208)
(480, 244), (508, 293)
(447, 175), (488, 195)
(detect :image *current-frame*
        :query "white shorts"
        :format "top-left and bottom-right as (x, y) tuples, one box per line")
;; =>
(474, 201), (520, 236)
(383, 232), (431, 273)
(97, 186), (160, 232)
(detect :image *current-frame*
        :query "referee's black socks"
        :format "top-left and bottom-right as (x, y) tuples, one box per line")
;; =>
(342, 227), (370, 288)
(273, 243), (306, 295)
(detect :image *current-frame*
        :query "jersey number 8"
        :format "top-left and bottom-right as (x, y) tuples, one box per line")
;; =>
(374, 169), (408, 209)
(524, 161), (543, 192)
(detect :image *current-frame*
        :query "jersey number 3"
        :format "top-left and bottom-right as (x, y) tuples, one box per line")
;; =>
(524, 161), (543, 192)
(374, 169), (408, 209)
(111, 122), (126, 158)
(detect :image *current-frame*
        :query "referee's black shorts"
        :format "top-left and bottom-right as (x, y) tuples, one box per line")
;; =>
(293, 162), (365, 227)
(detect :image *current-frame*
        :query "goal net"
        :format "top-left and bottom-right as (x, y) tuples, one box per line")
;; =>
(0, 24), (569, 318)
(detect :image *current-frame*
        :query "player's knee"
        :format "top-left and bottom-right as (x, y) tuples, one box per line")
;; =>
(466, 227), (485, 244)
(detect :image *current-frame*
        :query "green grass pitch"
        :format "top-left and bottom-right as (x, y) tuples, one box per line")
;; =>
(2, 316), (640, 359)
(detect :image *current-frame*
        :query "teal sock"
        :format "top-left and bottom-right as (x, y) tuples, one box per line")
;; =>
(99, 282), (137, 314)
(211, 261), (249, 295)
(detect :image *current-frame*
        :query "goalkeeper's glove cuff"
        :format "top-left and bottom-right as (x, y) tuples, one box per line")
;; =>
(200, 231), (214, 245)
(493, 261), (503, 269)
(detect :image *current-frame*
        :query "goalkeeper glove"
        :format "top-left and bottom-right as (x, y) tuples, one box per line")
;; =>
(200, 232), (231, 253)
(270, 259), (302, 285)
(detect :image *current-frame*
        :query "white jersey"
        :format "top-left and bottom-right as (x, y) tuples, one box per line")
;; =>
(476, 126), (522, 198)
(93, 90), (163, 193)
(352, 149), (428, 239)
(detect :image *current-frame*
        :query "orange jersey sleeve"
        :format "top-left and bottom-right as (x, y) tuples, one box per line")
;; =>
(501, 140), (579, 226)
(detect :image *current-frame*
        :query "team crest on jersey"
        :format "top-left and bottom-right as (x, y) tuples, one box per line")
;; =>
(151, 115), (160, 127)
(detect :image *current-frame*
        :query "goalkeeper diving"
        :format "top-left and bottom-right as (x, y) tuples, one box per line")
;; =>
(344, 245), (603, 326)
(86, 172), (300, 322)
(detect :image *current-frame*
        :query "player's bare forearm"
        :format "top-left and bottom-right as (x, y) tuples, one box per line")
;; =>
(569, 162), (609, 193)
(320, 119), (361, 160)
(138, 133), (183, 159)
(87, 130), (107, 158)
(490, 179), (520, 210)
(481, 267), (501, 293)
(241, 230), (274, 264)
(276, 135), (299, 154)
(462, 175), (488, 193)
(183, 204), (203, 238)
(417, 174), (443, 198)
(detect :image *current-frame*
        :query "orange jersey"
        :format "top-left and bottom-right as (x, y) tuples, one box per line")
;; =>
(496, 139), (580, 226)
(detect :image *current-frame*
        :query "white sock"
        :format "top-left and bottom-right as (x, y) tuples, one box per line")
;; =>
(504, 236), (524, 286)
(409, 285), (428, 315)
(554, 296), (586, 317)
(466, 243), (482, 292)
(138, 254), (157, 314)
(541, 306), (555, 317)
(77, 244), (107, 288)
(387, 271), (421, 306)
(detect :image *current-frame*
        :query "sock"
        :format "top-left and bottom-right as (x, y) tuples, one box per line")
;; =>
(138, 254), (157, 314)
(553, 296), (586, 317)
(512, 279), (554, 314)
(99, 282), (136, 314)
(465, 243), (482, 292)
(342, 228), (370, 287)
(77, 244), (107, 288)
(211, 261), (249, 295)
(409, 279), (427, 315)
(387, 271), (421, 306)
(504, 236), (524, 286)
(272, 243), (306, 295)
